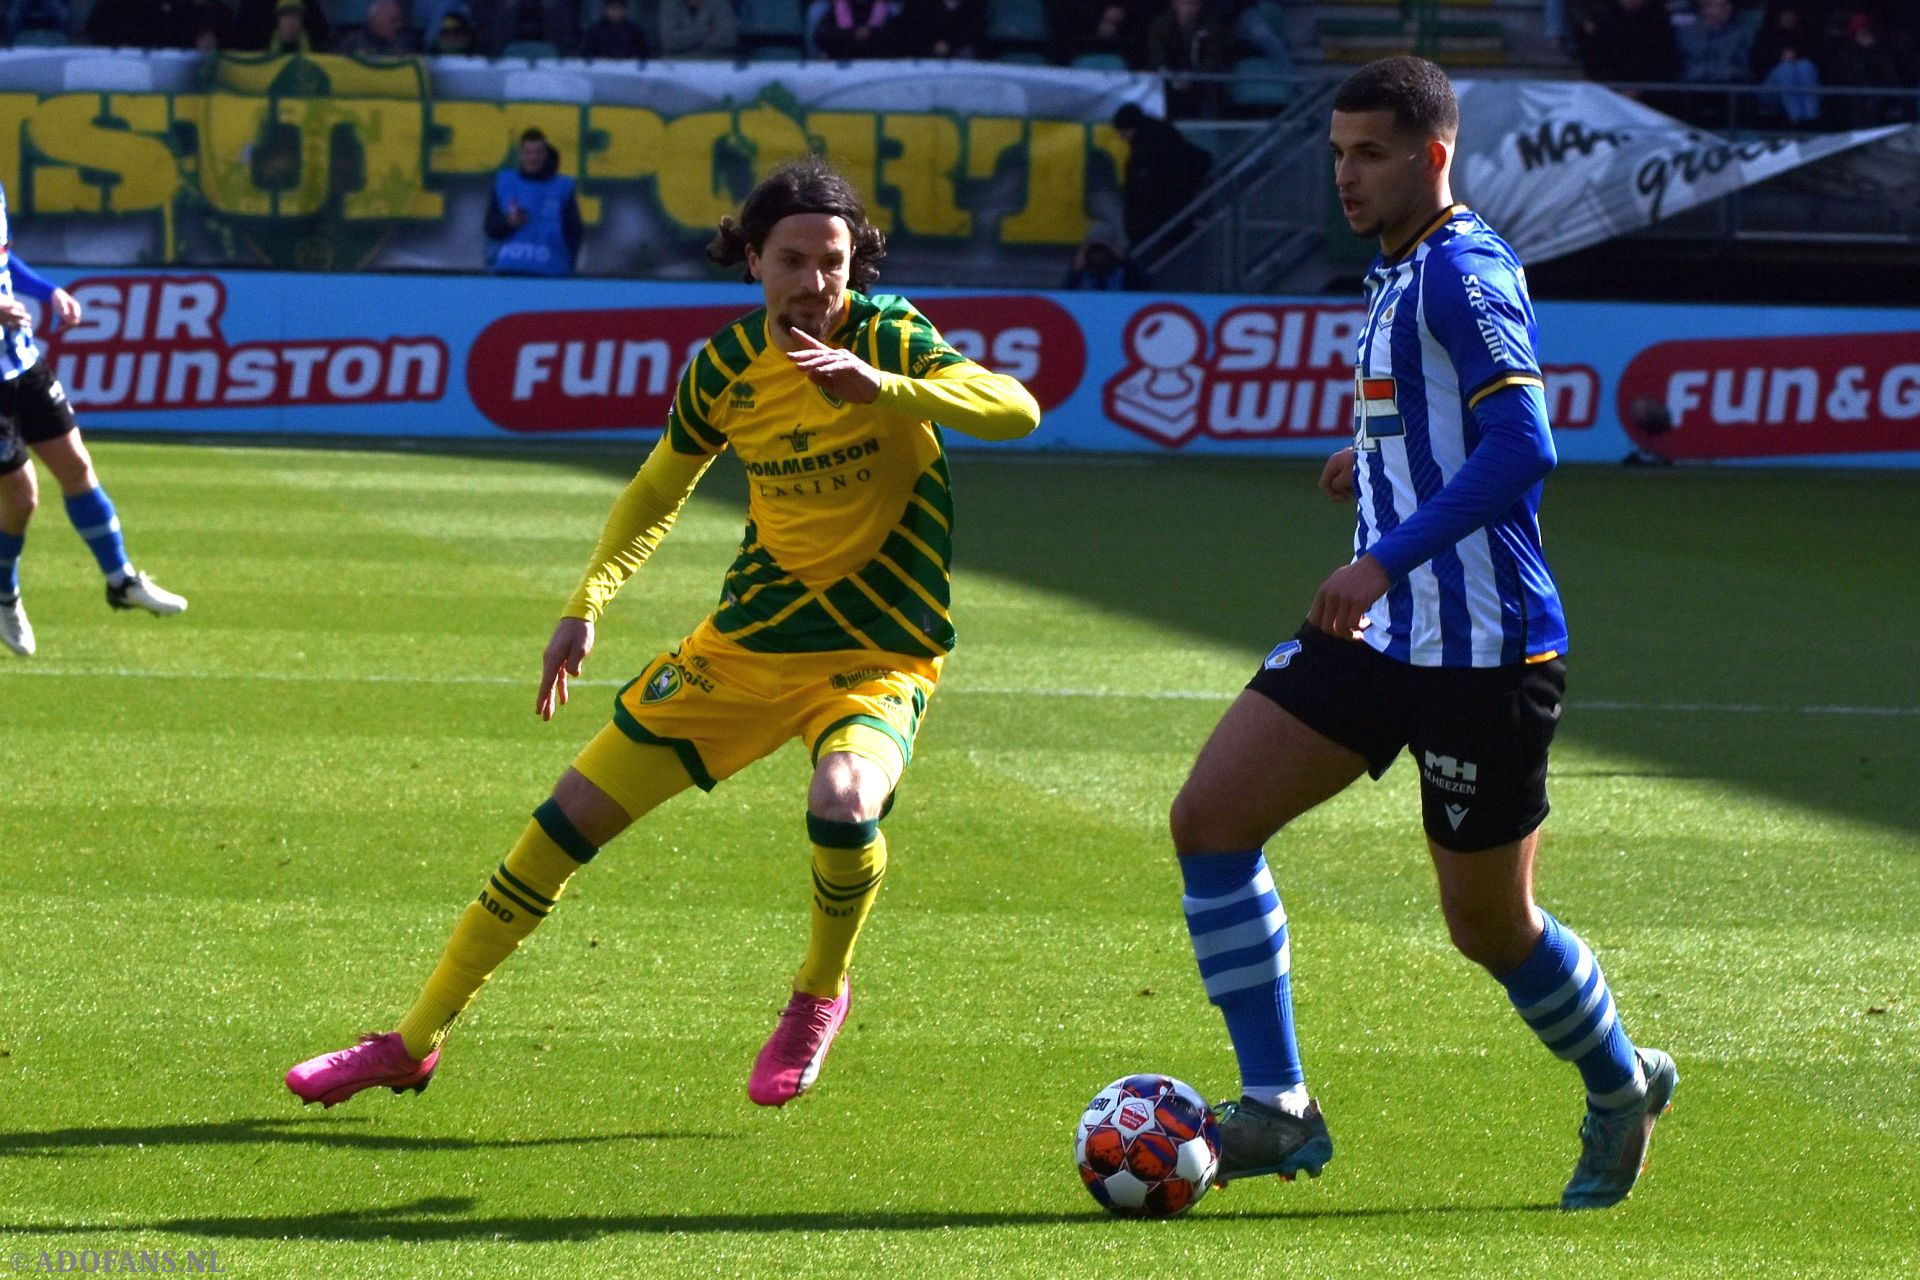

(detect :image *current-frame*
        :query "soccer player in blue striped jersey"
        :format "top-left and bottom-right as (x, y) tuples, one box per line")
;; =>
(0, 182), (186, 656)
(1170, 57), (1674, 1211)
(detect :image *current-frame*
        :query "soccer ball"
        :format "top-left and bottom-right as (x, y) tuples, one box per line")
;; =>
(1074, 1074), (1220, 1217)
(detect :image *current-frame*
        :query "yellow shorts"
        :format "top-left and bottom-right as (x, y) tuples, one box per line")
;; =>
(605, 617), (941, 793)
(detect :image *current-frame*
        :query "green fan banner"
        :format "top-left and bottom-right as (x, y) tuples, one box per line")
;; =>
(0, 50), (1159, 282)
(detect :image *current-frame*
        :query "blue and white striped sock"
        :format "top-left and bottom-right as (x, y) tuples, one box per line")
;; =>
(0, 527), (22, 599)
(63, 486), (131, 582)
(1500, 911), (1644, 1111)
(1180, 849), (1304, 1101)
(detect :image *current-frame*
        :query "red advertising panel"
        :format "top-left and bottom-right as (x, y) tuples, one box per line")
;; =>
(1619, 331), (1920, 459)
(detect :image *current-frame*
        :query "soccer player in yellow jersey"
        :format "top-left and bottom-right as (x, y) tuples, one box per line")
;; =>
(287, 157), (1041, 1109)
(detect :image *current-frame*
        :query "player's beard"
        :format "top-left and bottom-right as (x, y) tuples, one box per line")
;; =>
(778, 297), (836, 341)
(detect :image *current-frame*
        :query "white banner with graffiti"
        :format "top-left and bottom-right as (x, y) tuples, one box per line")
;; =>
(1453, 79), (1909, 264)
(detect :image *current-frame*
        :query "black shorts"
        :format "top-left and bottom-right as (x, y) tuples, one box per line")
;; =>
(1246, 623), (1566, 853)
(0, 362), (78, 475)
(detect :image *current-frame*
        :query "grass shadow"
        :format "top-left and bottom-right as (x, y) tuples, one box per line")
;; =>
(18, 1196), (1562, 1243)
(0, 1117), (730, 1158)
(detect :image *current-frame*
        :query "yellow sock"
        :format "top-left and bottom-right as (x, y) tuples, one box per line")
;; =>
(794, 819), (888, 999)
(396, 801), (594, 1058)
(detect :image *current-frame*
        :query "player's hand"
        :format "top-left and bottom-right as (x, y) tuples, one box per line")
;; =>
(50, 288), (81, 328)
(1319, 447), (1357, 502)
(785, 328), (881, 404)
(0, 297), (33, 332)
(537, 616), (594, 721)
(1307, 555), (1390, 641)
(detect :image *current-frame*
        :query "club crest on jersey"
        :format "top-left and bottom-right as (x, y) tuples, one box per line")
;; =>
(1354, 373), (1405, 439)
(640, 664), (683, 703)
(817, 384), (845, 409)
(1264, 640), (1303, 670)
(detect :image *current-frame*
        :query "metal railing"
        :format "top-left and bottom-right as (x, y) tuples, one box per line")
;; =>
(1128, 76), (1344, 293)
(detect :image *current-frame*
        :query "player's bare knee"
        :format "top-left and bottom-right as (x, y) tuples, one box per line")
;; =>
(1442, 904), (1534, 973)
(550, 768), (633, 848)
(1170, 782), (1277, 856)
(807, 753), (887, 825)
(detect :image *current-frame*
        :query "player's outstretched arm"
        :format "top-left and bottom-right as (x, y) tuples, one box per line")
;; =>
(537, 617), (594, 721)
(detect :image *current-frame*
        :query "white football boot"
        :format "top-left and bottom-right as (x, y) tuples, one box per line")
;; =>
(0, 595), (34, 655)
(107, 570), (188, 616)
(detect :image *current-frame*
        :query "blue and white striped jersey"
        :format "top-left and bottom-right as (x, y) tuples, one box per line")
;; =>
(0, 184), (41, 381)
(1350, 205), (1567, 669)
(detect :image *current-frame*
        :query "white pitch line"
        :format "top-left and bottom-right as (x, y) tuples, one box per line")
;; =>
(3, 665), (1917, 718)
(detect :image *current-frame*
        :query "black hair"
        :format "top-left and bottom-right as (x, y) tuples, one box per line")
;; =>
(1332, 56), (1460, 139)
(706, 155), (886, 290)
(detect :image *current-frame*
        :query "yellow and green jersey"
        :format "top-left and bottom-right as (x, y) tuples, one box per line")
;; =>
(564, 291), (1040, 659)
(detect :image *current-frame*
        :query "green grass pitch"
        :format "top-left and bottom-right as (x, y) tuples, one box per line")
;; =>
(2, 440), (1916, 1277)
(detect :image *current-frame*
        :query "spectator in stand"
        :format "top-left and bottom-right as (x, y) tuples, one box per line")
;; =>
(1064, 233), (1144, 289)
(1751, 4), (1821, 125)
(486, 127), (583, 275)
(336, 0), (421, 54)
(1677, 0), (1756, 82)
(1049, 0), (1155, 66)
(1676, 0), (1755, 124)
(265, 0), (312, 50)
(235, 0), (329, 51)
(429, 6), (481, 52)
(1112, 102), (1212, 254)
(1826, 12), (1914, 126)
(816, 0), (896, 59)
(1144, 0), (1233, 118)
(6, 0), (70, 44)
(581, 0), (649, 57)
(1578, 0), (1680, 89)
(895, 0), (986, 59)
(657, 0), (736, 57)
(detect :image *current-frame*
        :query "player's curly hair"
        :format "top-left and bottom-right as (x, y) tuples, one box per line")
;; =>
(1333, 56), (1460, 139)
(707, 155), (887, 289)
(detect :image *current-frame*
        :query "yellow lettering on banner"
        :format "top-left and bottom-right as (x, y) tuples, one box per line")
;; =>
(653, 110), (739, 230)
(1089, 122), (1128, 193)
(427, 100), (507, 175)
(880, 114), (969, 238)
(735, 105), (811, 187)
(1000, 119), (1090, 246)
(585, 105), (664, 180)
(265, 99), (338, 217)
(806, 113), (885, 231)
(28, 96), (177, 214)
(331, 99), (443, 220)
(0, 94), (32, 201)
(963, 116), (1023, 182)
(190, 93), (275, 216)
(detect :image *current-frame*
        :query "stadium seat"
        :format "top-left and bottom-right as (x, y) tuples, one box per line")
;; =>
(1229, 56), (1297, 113)
(13, 29), (71, 47)
(1070, 52), (1127, 72)
(986, 0), (1048, 47)
(501, 39), (561, 61)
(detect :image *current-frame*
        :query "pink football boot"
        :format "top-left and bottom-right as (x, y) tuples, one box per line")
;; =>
(286, 1033), (439, 1108)
(748, 979), (851, 1107)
